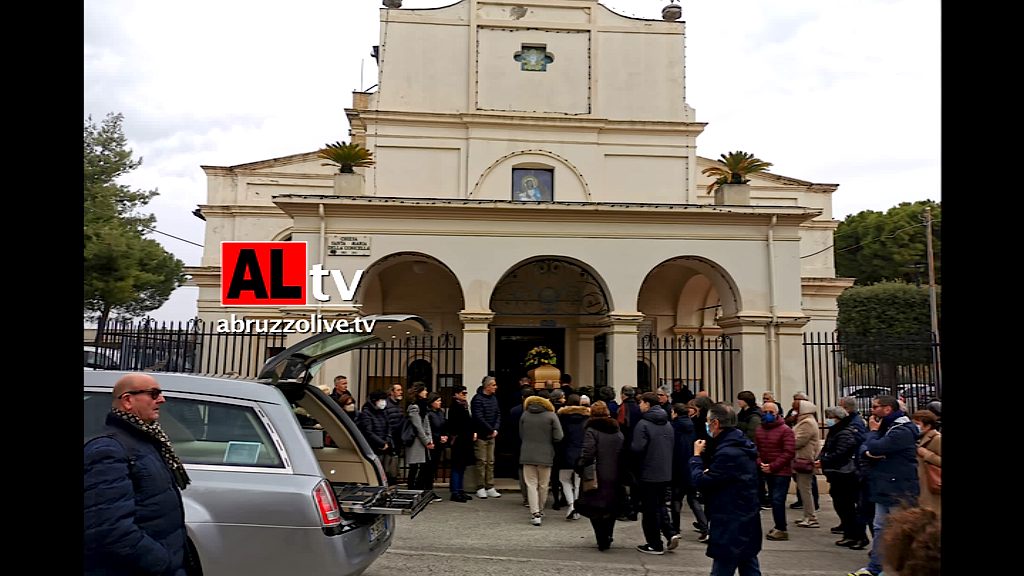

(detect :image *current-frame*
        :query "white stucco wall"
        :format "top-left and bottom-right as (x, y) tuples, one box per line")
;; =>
(186, 0), (847, 398)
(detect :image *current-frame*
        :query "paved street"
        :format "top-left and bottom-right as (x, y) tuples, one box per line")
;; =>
(367, 480), (865, 576)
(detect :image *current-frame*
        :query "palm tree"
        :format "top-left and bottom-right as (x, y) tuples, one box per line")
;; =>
(318, 141), (375, 174)
(701, 151), (772, 193)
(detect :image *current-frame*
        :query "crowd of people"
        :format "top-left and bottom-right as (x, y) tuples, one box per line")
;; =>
(85, 371), (941, 576)
(342, 375), (942, 576)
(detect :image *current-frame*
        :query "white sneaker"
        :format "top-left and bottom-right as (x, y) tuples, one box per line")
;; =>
(531, 513), (542, 526)
(476, 488), (488, 499)
(486, 488), (502, 498)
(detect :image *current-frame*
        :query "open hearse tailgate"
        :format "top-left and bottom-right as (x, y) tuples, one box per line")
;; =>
(334, 484), (432, 519)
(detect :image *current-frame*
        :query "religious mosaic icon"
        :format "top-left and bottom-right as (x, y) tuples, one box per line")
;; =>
(512, 168), (553, 201)
(514, 45), (554, 72)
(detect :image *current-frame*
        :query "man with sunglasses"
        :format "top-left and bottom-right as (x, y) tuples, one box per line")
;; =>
(85, 373), (191, 576)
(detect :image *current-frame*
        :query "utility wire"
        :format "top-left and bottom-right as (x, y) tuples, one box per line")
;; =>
(85, 203), (204, 248)
(800, 219), (939, 260)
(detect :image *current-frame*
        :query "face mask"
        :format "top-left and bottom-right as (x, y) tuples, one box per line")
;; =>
(344, 404), (355, 412)
(824, 418), (836, 427)
(762, 413), (776, 423)
(376, 400), (387, 410)
(705, 422), (712, 437)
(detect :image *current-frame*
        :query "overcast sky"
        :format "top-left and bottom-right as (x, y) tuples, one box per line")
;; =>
(84, 0), (940, 323)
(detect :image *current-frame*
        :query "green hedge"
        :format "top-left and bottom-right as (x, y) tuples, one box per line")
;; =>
(837, 281), (938, 364)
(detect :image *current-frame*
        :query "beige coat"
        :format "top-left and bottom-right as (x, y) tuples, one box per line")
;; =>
(793, 415), (822, 463)
(916, 429), (942, 516)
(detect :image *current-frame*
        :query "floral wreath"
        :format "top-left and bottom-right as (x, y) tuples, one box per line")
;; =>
(524, 346), (557, 367)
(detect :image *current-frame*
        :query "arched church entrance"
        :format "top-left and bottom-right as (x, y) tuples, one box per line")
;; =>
(636, 256), (741, 402)
(489, 257), (611, 476)
(354, 252), (464, 402)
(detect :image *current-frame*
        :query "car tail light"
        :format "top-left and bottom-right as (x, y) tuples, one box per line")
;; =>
(312, 479), (341, 527)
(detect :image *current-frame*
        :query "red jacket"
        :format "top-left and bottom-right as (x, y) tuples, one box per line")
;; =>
(754, 418), (796, 476)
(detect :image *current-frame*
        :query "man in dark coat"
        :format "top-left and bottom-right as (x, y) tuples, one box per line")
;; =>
(616, 385), (643, 521)
(329, 374), (353, 406)
(382, 383), (405, 485)
(84, 373), (190, 576)
(670, 403), (708, 539)
(509, 386), (535, 505)
(691, 402), (762, 576)
(631, 392), (677, 554)
(671, 378), (695, 405)
(819, 405), (867, 549)
(598, 386), (619, 418)
(471, 376), (502, 498)
(846, 395), (919, 576)
(446, 385), (477, 502)
(840, 395), (873, 539)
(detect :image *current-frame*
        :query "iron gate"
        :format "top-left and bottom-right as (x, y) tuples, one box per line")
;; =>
(803, 331), (942, 415)
(637, 334), (739, 401)
(355, 332), (463, 484)
(89, 319), (287, 378)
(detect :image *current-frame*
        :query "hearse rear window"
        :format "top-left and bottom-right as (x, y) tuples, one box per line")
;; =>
(84, 393), (285, 468)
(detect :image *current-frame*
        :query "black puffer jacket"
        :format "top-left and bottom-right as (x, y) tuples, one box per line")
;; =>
(631, 405), (674, 483)
(356, 401), (392, 454)
(446, 398), (477, 469)
(471, 387), (501, 436)
(818, 414), (863, 477)
(671, 414), (697, 488)
(555, 405), (590, 469)
(690, 427), (762, 561)
(384, 396), (405, 447)
(84, 414), (187, 576)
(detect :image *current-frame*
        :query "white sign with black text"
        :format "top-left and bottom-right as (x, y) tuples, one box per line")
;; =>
(327, 235), (371, 256)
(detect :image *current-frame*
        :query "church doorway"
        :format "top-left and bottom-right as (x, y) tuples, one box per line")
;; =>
(492, 327), (564, 478)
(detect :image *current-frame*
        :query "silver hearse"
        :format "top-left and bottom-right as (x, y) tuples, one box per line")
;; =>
(84, 314), (432, 576)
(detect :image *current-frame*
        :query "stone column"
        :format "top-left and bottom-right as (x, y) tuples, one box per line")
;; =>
(576, 327), (601, 392)
(776, 317), (811, 403)
(717, 315), (771, 401)
(459, 310), (493, 491)
(606, 313), (644, 399)
(460, 311), (494, 398)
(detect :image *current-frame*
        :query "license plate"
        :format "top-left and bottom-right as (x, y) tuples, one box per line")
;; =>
(368, 515), (387, 544)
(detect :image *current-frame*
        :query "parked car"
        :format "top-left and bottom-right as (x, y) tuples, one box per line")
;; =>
(84, 314), (433, 576)
(838, 383), (939, 414)
(838, 385), (889, 415)
(84, 345), (120, 370)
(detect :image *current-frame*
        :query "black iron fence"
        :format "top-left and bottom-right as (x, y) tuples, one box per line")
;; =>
(355, 332), (463, 485)
(637, 334), (739, 401)
(88, 319), (287, 379)
(803, 331), (942, 416)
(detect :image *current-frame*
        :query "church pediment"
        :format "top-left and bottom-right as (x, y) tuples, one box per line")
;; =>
(202, 151), (338, 178)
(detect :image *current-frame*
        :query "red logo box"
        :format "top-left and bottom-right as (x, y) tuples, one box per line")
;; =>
(221, 242), (307, 306)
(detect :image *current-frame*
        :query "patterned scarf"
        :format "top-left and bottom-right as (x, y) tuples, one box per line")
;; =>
(112, 408), (191, 490)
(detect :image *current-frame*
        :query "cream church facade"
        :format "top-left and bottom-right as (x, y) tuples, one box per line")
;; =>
(187, 0), (852, 405)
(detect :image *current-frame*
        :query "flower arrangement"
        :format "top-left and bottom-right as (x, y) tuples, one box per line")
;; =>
(524, 346), (558, 367)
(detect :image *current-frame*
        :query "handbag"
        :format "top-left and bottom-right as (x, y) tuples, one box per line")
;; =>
(576, 454), (598, 492)
(792, 457), (815, 474)
(400, 418), (417, 447)
(924, 463), (941, 495)
(581, 463), (598, 492)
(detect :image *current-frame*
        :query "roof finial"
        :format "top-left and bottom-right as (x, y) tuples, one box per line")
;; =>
(662, 1), (682, 21)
